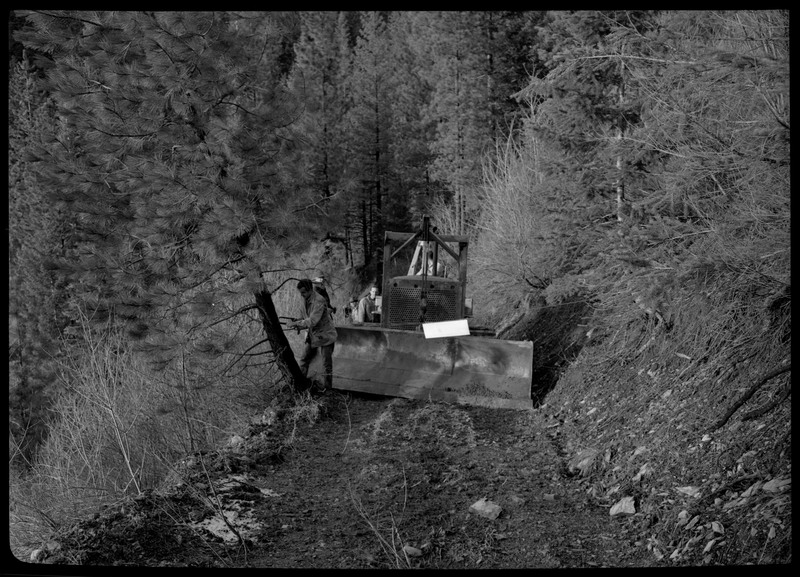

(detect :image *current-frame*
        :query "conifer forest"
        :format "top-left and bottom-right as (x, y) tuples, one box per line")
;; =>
(9, 11), (790, 568)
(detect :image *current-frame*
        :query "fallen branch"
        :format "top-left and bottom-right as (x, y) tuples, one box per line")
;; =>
(199, 457), (248, 559)
(741, 383), (791, 422)
(688, 473), (760, 517)
(341, 393), (353, 455)
(709, 364), (791, 431)
(771, 428), (791, 458)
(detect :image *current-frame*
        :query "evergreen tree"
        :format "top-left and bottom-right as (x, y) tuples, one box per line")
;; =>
(342, 11), (397, 271)
(420, 11), (496, 235)
(505, 9), (788, 326)
(16, 11), (322, 392)
(385, 12), (437, 227)
(516, 10), (657, 221)
(287, 12), (350, 211)
(482, 11), (546, 136)
(617, 10), (789, 227)
(8, 60), (69, 465)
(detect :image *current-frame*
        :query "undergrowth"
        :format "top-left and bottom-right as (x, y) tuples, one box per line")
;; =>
(8, 311), (278, 562)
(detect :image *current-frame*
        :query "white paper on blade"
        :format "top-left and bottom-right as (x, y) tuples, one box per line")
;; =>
(422, 319), (470, 339)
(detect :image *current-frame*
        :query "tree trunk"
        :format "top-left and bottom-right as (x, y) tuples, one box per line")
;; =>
(254, 288), (310, 393)
(615, 46), (627, 222)
(344, 224), (352, 266)
(361, 198), (370, 267)
(615, 146), (625, 222)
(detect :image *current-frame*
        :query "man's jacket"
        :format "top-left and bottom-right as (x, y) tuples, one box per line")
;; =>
(298, 289), (338, 347)
(356, 296), (378, 323)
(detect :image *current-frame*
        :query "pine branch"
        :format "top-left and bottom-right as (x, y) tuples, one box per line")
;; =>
(292, 189), (342, 216)
(92, 126), (161, 139)
(30, 10), (111, 30)
(220, 338), (271, 377)
(206, 305), (260, 328)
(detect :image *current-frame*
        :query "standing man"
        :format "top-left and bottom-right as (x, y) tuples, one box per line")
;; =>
(289, 278), (338, 392)
(356, 284), (380, 324)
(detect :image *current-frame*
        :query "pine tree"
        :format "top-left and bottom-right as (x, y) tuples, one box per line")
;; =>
(514, 11), (666, 220)
(287, 12), (350, 211)
(419, 11), (496, 235)
(504, 9), (789, 328)
(385, 12), (437, 227)
(482, 11), (546, 137)
(8, 60), (69, 465)
(16, 11), (321, 392)
(342, 11), (398, 271)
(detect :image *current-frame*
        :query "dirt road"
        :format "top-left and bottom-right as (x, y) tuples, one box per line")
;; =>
(236, 393), (651, 568)
(36, 392), (654, 568)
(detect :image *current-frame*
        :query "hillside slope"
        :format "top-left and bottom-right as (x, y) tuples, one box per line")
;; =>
(507, 287), (792, 566)
(22, 293), (790, 568)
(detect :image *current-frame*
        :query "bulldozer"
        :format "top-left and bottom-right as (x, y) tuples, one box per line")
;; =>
(308, 217), (534, 409)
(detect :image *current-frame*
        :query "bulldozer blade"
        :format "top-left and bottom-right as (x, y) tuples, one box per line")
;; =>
(307, 326), (534, 409)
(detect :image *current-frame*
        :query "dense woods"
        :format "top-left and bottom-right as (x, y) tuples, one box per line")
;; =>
(9, 10), (790, 566)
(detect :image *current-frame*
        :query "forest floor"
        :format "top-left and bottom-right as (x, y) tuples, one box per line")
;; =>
(31, 391), (654, 569)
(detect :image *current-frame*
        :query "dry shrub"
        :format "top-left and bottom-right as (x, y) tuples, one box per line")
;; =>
(453, 133), (560, 325)
(281, 391), (323, 450)
(8, 308), (275, 561)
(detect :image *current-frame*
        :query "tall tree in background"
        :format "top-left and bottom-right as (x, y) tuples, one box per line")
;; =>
(482, 11), (545, 137)
(517, 10), (657, 223)
(16, 11), (322, 393)
(342, 11), (398, 271)
(377, 12), (543, 235)
(501, 9), (788, 325)
(287, 12), (350, 219)
(421, 11), (495, 235)
(385, 12), (438, 227)
(8, 60), (70, 465)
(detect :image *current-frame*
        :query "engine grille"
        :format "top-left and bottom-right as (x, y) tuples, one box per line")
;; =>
(385, 277), (460, 330)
